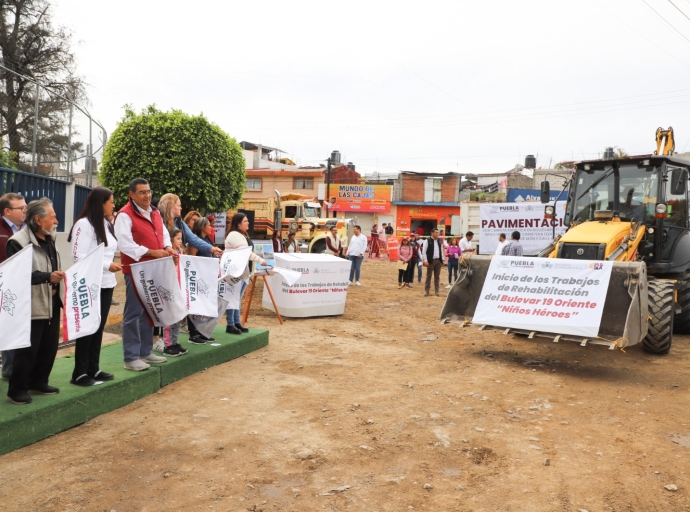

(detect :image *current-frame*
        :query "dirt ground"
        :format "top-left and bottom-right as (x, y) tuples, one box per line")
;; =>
(2, 257), (690, 511)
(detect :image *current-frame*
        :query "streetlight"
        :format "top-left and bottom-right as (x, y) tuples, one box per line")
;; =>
(326, 150), (340, 218)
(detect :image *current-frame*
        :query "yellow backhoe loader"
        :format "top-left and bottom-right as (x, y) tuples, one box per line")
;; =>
(442, 127), (690, 354)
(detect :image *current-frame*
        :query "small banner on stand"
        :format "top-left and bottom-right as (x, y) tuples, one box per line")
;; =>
(131, 256), (186, 327)
(63, 244), (105, 341)
(179, 255), (219, 317)
(0, 244), (32, 350)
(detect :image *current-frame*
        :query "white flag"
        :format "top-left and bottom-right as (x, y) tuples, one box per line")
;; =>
(0, 244), (32, 350)
(62, 244), (105, 341)
(179, 255), (219, 317)
(131, 256), (186, 327)
(219, 247), (252, 283)
(189, 279), (232, 339)
(268, 266), (302, 286)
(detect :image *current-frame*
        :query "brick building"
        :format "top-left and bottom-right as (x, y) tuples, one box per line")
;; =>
(391, 172), (462, 237)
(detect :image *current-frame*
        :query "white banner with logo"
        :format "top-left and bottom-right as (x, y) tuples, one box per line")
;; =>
(0, 245), (32, 350)
(479, 202), (567, 255)
(472, 256), (613, 337)
(131, 256), (186, 327)
(263, 254), (349, 317)
(219, 247), (252, 283)
(63, 244), (104, 341)
(179, 255), (219, 317)
(212, 212), (227, 245)
(189, 280), (232, 339)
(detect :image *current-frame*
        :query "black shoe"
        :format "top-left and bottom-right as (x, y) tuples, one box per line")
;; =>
(235, 324), (249, 333)
(188, 335), (206, 345)
(199, 334), (216, 341)
(6, 392), (31, 405)
(174, 343), (188, 355)
(70, 374), (97, 386)
(163, 345), (182, 357)
(91, 370), (114, 381)
(225, 325), (242, 335)
(28, 385), (59, 395)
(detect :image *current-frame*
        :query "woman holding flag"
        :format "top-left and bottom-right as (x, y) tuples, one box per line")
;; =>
(67, 187), (121, 386)
(224, 213), (267, 335)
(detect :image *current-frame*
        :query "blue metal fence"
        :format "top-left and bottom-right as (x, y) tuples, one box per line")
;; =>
(74, 184), (92, 220)
(0, 167), (68, 231)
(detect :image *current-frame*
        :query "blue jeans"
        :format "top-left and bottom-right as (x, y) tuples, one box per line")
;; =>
(417, 263), (423, 283)
(348, 255), (363, 282)
(226, 280), (248, 326)
(448, 258), (459, 283)
(122, 274), (154, 363)
(1, 350), (14, 378)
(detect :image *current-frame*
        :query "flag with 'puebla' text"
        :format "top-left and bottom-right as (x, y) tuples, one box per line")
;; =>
(219, 247), (252, 283)
(62, 244), (105, 341)
(189, 279), (232, 339)
(131, 256), (186, 327)
(179, 255), (219, 317)
(0, 244), (32, 350)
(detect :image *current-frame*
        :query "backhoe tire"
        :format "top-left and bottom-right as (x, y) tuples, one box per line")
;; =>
(310, 239), (327, 254)
(673, 270), (690, 334)
(643, 280), (675, 355)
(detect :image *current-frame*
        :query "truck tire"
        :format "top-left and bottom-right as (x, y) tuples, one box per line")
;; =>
(311, 239), (327, 254)
(674, 270), (690, 333)
(643, 280), (675, 355)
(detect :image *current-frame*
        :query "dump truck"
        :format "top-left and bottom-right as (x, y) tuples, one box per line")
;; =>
(229, 191), (354, 253)
(442, 127), (690, 354)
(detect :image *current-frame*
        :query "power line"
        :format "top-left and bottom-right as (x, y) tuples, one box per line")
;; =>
(640, 0), (690, 46)
(668, 0), (690, 22)
(590, 0), (690, 70)
(292, 0), (556, 151)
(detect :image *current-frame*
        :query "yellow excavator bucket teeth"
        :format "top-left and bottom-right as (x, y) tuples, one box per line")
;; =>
(440, 255), (649, 348)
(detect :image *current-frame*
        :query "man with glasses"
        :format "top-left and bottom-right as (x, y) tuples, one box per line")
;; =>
(114, 178), (175, 371)
(0, 193), (26, 381)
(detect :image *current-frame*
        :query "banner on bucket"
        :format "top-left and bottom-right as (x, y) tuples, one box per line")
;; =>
(63, 244), (105, 341)
(0, 245), (32, 350)
(472, 256), (613, 337)
(131, 256), (186, 327)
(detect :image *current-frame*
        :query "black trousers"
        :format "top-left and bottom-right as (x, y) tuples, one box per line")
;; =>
(404, 260), (416, 283)
(72, 287), (114, 380)
(187, 316), (200, 337)
(8, 295), (61, 396)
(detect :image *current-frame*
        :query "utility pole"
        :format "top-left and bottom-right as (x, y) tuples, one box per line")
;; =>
(66, 103), (73, 181)
(326, 156), (332, 218)
(31, 83), (39, 173)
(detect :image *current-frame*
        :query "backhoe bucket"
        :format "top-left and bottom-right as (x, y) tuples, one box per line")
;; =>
(440, 256), (648, 349)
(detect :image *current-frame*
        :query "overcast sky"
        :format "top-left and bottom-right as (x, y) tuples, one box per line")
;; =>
(52, 0), (690, 175)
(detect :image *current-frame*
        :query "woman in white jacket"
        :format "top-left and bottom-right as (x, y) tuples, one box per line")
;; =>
(224, 212), (267, 334)
(67, 187), (122, 386)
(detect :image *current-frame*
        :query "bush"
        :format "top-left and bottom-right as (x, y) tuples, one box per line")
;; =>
(101, 105), (245, 212)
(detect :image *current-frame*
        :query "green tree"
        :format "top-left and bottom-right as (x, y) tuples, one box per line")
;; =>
(101, 106), (245, 212)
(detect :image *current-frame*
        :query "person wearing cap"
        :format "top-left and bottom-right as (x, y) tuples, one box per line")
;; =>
(397, 236), (413, 288)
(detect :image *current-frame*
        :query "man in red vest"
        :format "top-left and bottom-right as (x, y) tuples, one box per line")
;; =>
(114, 178), (175, 371)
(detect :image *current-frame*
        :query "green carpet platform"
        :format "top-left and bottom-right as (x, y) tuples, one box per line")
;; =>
(0, 327), (268, 456)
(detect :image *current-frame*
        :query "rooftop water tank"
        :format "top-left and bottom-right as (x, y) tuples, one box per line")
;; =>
(525, 155), (536, 169)
(331, 150), (341, 165)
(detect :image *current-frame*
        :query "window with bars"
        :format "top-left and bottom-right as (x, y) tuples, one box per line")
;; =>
(294, 177), (314, 190)
(245, 178), (262, 190)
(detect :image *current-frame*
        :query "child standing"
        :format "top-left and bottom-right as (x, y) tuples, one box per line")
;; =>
(153, 229), (189, 357)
